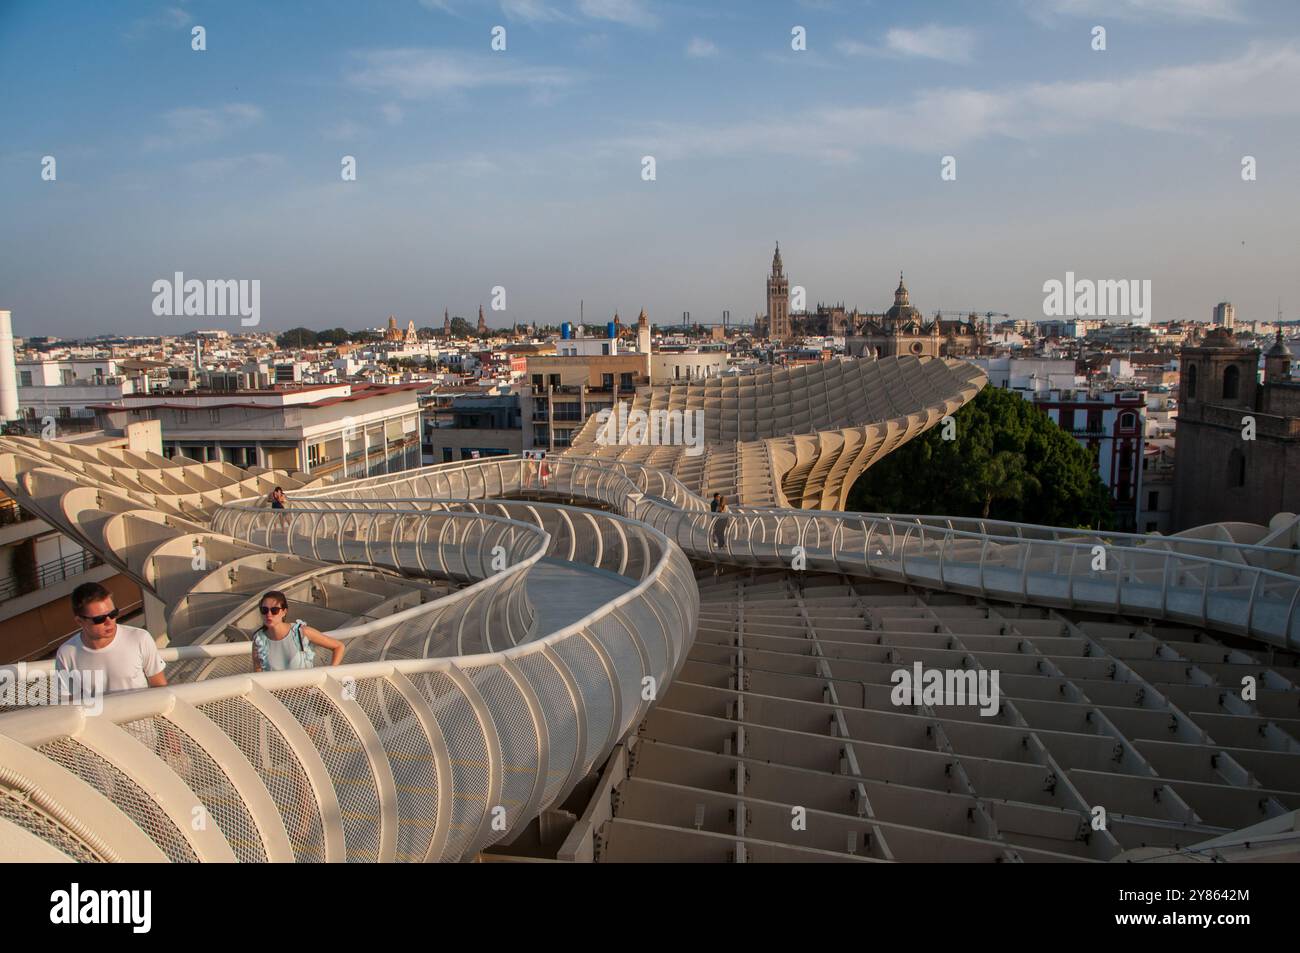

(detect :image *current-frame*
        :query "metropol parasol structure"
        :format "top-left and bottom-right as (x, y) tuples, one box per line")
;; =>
(1, 354), (1297, 863)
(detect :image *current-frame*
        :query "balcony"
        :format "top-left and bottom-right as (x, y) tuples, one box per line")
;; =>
(0, 498), (35, 528)
(0, 549), (105, 602)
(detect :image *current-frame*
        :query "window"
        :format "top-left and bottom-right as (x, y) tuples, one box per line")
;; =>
(1147, 491), (1158, 511)
(1186, 363), (1197, 398)
(548, 374), (561, 388)
(602, 373), (614, 390)
(177, 409), (188, 423)
(60, 370), (74, 385)
(1120, 412), (1136, 430)
(58, 406), (71, 418)
(308, 443), (324, 467)
(620, 372), (634, 390)
(531, 374), (543, 388)
(208, 408), (220, 424)
(19, 371), (31, 387)
(601, 343), (610, 355)
(1223, 365), (1240, 400)
(443, 447), (454, 463)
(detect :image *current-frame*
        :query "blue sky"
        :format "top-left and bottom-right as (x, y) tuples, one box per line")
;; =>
(2, 0), (1299, 337)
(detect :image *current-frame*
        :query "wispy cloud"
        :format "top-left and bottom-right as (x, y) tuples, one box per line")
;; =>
(143, 104), (264, 151)
(884, 25), (976, 63)
(323, 119), (368, 141)
(603, 41), (1300, 161)
(122, 4), (192, 40)
(577, 0), (657, 29)
(686, 37), (718, 58)
(381, 103), (405, 124)
(184, 153), (283, 184)
(1023, 0), (1248, 22)
(501, 0), (572, 22)
(347, 48), (579, 102)
(837, 25), (976, 64)
(418, 0), (466, 16)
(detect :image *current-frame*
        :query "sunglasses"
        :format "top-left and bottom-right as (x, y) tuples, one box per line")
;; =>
(259, 605), (285, 615)
(79, 608), (120, 625)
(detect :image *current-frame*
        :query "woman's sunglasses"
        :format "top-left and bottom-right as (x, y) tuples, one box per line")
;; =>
(259, 605), (285, 615)
(79, 608), (120, 625)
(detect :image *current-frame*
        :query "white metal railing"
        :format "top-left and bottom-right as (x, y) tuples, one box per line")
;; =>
(300, 454), (1300, 649)
(0, 478), (697, 862)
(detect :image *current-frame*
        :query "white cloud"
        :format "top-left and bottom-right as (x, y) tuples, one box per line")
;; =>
(577, 0), (657, 29)
(602, 41), (1300, 160)
(143, 104), (264, 151)
(184, 153), (283, 184)
(381, 103), (405, 124)
(323, 119), (368, 141)
(123, 5), (192, 40)
(501, 0), (571, 22)
(686, 37), (718, 58)
(1024, 0), (1247, 21)
(419, 0), (464, 15)
(884, 25), (976, 63)
(347, 48), (579, 100)
(835, 39), (873, 57)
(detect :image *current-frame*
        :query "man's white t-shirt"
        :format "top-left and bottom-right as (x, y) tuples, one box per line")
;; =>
(54, 624), (165, 693)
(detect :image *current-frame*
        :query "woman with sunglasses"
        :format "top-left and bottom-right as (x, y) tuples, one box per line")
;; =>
(250, 590), (346, 672)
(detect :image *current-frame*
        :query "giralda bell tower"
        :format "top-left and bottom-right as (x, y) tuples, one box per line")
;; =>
(766, 242), (790, 342)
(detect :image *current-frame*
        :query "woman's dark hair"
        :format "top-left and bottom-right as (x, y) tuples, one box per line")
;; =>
(260, 590), (289, 610)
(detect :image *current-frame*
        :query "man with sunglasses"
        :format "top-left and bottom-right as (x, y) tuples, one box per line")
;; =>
(54, 582), (167, 694)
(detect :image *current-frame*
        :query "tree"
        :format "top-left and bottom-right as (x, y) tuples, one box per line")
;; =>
(449, 316), (474, 338)
(276, 327), (318, 348)
(316, 327), (351, 346)
(846, 386), (1114, 529)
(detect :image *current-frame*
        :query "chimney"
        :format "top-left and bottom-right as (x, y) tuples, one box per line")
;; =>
(0, 311), (18, 422)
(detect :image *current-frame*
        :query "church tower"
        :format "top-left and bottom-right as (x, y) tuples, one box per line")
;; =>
(443, 308), (450, 338)
(766, 243), (790, 342)
(477, 304), (487, 336)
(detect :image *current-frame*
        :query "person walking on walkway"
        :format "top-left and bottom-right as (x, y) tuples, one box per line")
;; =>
(712, 495), (729, 551)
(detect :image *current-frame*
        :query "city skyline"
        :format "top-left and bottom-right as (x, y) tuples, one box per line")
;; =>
(3, 0), (1300, 337)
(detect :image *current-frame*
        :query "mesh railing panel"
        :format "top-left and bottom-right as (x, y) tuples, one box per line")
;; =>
(463, 666), (540, 842)
(0, 784), (105, 862)
(351, 677), (440, 863)
(515, 653), (580, 804)
(38, 737), (198, 863)
(411, 671), (491, 862)
(121, 715), (269, 863)
(197, 697), (326, 863)
(272, 686), (382, 863)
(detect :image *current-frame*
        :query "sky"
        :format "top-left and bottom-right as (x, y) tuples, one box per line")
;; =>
(2, 0), (1299, 338)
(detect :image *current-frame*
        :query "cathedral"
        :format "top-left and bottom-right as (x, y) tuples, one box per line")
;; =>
(759, 244), (984, 358)
(384, 315), (419, 345)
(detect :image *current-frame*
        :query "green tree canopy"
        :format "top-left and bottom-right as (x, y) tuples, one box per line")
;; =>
(449, 316), (474, 338)
(846, 385), (1114, 529)
(275, 327), (318, 348)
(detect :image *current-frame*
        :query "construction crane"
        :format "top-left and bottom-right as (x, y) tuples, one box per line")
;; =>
(933, 310), (1010, 321)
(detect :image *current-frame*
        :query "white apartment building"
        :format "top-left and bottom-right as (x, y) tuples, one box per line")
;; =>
(970, 357), (1082, 397)
(91, 382), (424, 479)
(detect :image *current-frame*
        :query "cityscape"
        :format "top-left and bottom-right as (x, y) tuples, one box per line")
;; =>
(0, 0), (1296, 917)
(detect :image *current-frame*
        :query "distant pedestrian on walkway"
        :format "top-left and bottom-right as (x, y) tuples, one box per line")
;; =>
(710, 492), (721, 513)
(712, 495), (729, 550)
